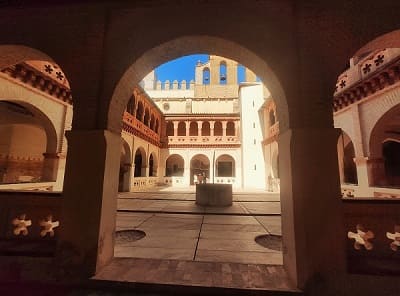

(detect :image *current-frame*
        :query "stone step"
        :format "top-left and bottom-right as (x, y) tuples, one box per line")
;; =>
(0, 282), (304, 296)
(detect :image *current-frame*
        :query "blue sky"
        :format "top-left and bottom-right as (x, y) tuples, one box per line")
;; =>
(155, 54), (248, 83)
(155, 54), (208, 82)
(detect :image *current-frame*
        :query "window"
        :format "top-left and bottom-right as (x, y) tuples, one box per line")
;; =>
(220, 61), (227, 85)
(202, 121), (210, 136)
(226, 121), (235, 136)
(214, 121), (223, 136)
(203, 68), (210, 85)
(177, 122), (186, 136)
(166, 121), (174, 136)
(189, 122), (198, 136)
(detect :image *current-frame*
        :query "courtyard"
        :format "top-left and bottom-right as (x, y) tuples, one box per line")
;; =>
(115, 188), (282, 265)
(88, 187), (295, 291)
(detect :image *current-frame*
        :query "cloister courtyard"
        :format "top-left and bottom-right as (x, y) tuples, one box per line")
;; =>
(94, 187), (292, 291)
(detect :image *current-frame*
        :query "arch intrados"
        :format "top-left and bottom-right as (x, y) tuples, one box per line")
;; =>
(121, 139), (131, 164)
(369, 104), (400, 156)
(149, 152), (158, 163)
(0, 99), (58, 153)
(216, 154), (235, 162)
(190, 154), (210, 165)
(109, 35), (288, 132)
(134, 146), (146, 159)
(166, 154), (184, 163)
(338, 130), (355, 147)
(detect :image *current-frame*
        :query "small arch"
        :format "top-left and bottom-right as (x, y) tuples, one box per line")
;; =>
(144, 108), (150, 126)
(0, 100), (60, 184)
(190, 154), (210, 184)
(219, 61), (227, 85)
(134, 147), (146, 177)
(155, 119), (160, 134)
(226, 121), (235, 136)
(126, 95), (135, 115)
(150, 113), (155, 130)
(136, 101), (144, 121)
(337, 131), (358, 185)
(202, 121), (210, 136)
(369, 103), (400, 186)
(119, 139), (132, 192)
(189, 121), (198, 136)
(177, 121), (186, 136)
(216, 154), (235, 177)
(165, 154), (184, 176)
(149, 153), (158, 177)
(166, 121), (174, 136)
(383, 140), (400, 187)
(203, 67), (210, 85)
(214, 121), (223, 136)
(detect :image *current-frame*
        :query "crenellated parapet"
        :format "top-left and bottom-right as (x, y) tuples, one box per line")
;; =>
(154, 79), (195, 90)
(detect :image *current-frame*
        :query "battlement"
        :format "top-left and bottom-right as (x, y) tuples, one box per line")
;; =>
(142, 55), (258, 93)
(154, 79), (195, 90)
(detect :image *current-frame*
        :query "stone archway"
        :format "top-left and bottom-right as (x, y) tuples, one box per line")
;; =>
(165, 154), (184, 177)
(0, 47), (73, 187)
(0, 101), (51, 183)
(190, 154), (210, 185)
(215, 154), (235, 177)
(3, 4), (400, 292)
(337, 131), (358, 185)
(107, 36), (289, 135)
(369, 104), (400, 186)
(134, 147), (146, 177)
(118, 139), (131, 192)
(148, 152), (158, 177)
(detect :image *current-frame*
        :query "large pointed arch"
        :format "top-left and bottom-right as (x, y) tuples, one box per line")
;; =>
(107, 35), (288, 134)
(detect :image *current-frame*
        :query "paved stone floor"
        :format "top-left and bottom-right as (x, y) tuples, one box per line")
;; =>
(105, 188), (295, 292)
(115, 189), (282, 265)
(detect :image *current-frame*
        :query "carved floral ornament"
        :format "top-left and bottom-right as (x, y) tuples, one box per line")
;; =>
(361, 54), (385, 75)
(374, 54), (385, 67)
(347, 224), (374, 250)
(362, 63), (372, 74)
(347, 224), (400, 252)
(386, 225), (400, 251)
(12, 214), (32, 236)
(335, 75), (348, 92)
(39, 215), (60, 237)
(12, 213), (60, 237)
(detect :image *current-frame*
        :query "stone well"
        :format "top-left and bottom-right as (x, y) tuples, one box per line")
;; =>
(195, 183), (232, 206)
